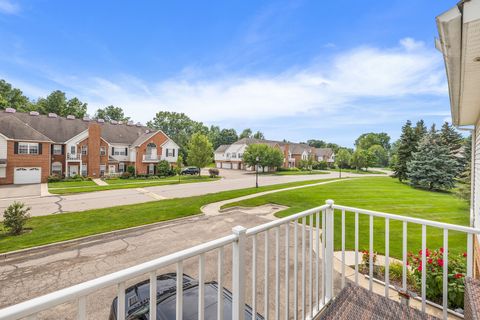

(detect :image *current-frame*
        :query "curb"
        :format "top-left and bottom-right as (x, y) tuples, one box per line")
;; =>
(0, 213), (204, 262)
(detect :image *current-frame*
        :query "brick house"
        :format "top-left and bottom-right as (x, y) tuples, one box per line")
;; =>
(214, 138), (333, 170)
(0, 108), (179, 184)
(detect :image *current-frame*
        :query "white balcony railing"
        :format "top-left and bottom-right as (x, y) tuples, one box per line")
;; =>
(142, 154), (162, 162)
(0, 200), (478, 320)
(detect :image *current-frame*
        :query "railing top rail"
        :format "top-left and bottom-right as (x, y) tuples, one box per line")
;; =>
(245, 204), (329, 236)
(0, 234), (236, 320)
(333, 204), (480, 234)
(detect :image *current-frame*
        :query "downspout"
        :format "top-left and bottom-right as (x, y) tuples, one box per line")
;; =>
(457, 125), (475, 227)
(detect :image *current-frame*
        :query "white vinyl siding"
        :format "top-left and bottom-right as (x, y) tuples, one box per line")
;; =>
(0, 135), (7, 159)
(474, 121), (480, 229)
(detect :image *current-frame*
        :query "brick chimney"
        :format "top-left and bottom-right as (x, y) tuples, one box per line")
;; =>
(87, 123), (101, 177)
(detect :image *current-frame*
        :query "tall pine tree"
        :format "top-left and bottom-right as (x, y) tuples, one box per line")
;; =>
(439, 122), (465, 173)
(394, 120), (417, 181)
(407, 128), (458, 191)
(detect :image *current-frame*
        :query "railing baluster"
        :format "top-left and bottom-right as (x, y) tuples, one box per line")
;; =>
(198, 253), (205, 320)
(149, 271), (157, 320)
(421, 225), (426, 313)
(468, 233), (473, 277)
(275, 227), (280, 320)
(117, 282), (126, 320)
(77, 296), (86, 320)
(402, 221), (407, 291)
(341, 209), (345, 289)
(309, 215), (313, 317)
(176, 261), (183, 320)
(315, 210), (320, 310)
(324, 200), (334, 301)
(443, 229), (448, 320)
(218, 247), (225, 320)
(232, 226), (247, 320)
(369, 215), (373, 292)
(265, 229), (270, 320)
(294, 221), (298, 320)
(285, 223), (290, 320)
(321, 209), (325, 305)
(301, 216), (306, 320)
(385, 218), (390, 298)
(355, 211), (359, 284)
(252, 235), (257, 320)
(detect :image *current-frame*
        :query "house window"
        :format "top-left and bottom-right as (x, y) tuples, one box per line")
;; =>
(100, 146), (106, 156)
(51, 162), (62, 175)
(81, 145), (88, 155)
(114, 148), (127, 156)
(148, 163), (155, 175)
(119, 163), (125, 173)
(18, 142), (39, 155)
(226, 153), (231, 158)
(232, 153), (237, 158)
(238, 153), (243, 159)
(99, 164), (106, 176)
(166, 148), (175, 157)
(53, 144), (62, 155)
(0, 167), (5, 178)
(81, 164), (88, 176)
(71, 146), (76, 154)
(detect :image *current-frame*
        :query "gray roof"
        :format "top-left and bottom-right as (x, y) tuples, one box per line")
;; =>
(289, 143), (312, 155)
(215, 144), (230, 153)
(233, 138), (279, 147)
(0, 115), (53, 142)
(0, 111), (156, 145)
(315, 148), (334, 157)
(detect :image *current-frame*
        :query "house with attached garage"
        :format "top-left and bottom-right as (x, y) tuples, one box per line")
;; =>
(0, 108), (179, 185)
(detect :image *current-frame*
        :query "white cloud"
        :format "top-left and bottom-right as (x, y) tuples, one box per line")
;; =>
(11, 38), (448, 128)
(0, 0), (20, 15)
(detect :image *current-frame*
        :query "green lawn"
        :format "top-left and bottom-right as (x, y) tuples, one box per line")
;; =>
(48, 176), (219, 194)
(224, 177), (470, 258)
(0, 178), (338, 253)
(48, 180), (97, 189)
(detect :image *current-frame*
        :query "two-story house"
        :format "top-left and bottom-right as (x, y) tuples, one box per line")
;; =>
(0, 108), (179, 184)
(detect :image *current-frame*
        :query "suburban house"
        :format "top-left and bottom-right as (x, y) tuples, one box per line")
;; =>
(0, 108), (179, 184)
(214, 137), (333, 170)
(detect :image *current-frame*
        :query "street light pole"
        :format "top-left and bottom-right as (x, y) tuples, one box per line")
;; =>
(255, 156), (259, 188)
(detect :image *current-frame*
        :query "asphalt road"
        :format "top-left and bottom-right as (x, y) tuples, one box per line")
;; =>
(0, 169), (387, 217)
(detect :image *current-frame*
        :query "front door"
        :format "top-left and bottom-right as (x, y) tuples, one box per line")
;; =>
(109, 165), (116, 174)
(148, 163), (155, 175)
(69, 165), (79, 177)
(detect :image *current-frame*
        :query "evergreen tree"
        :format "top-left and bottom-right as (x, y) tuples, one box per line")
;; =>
(439, 122), (465, 172)
(414, 120), (427, 143)
(456, 135), (472, 202)
(407, 131), (458, 191)
(394, 120), (417, 181)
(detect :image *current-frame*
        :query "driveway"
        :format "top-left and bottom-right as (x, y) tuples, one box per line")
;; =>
(0, 170), (389, 216)
(0, 183), (41, 200)
(0, 210), (341, 319)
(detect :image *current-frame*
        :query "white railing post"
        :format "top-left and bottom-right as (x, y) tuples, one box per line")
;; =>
(232, 226), (247, 320)
(325, 200), (335, 301)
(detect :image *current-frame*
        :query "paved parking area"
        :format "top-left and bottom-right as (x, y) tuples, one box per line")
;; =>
(0, 210), (340, 319)
(0, 183), (41, 200)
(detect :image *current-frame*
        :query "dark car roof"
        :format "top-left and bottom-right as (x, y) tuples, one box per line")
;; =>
(111, 273), (263, 320)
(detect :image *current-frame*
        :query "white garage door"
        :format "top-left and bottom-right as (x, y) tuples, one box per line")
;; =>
(14, 167), (41, 184)
(216, 162), (221, 168)
(222, 162), (232, 169)
(232, 163), (239, 170)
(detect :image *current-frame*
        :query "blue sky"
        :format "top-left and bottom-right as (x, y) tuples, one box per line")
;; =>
(0, 0), (455, 146)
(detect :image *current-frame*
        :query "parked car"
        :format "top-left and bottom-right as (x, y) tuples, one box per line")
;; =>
(181, 167), (200, 175)
(109, 273), (263, 320)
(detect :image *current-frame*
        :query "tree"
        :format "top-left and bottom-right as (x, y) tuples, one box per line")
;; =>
(355, 132), (391, 151)
(243, 144), (269, 172)
(218, 128), (238, 146)
(368, 144), (388, 167)
(156, 160), (172, 176)
(394, 120), (417, 181)
(94, 105), (130, 122)
(0, 79), (33, 112)
(335, 149), (352, 178)
(239, 128), (252, 139)
(351, 149), (374, 171)
(186, 133), (213, 175)
(414, 120), (427, 143)
(3, 201), (30, 235)
(407, 131), (458, 191)
(307, 139), (327, 148)
(36, 90), (87, 118)
(265, 147), (284, 169)
(253, 131), (265, 140)
(456, 135), (472, 202)
(439, 122), (465, 170)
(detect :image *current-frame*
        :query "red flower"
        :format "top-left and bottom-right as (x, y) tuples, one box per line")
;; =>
(440, 247), (444, 254)
(463, 252), (468, 257)
(417, 265), (422, 271)
(428, 258), (433, 264)
(454, 273), (464, 279)
(437, 259), (444, 267)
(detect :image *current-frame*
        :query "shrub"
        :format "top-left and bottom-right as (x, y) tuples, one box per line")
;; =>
(121, 172), (132, 179)
(48, 174), (61, 182)
(157, 160), (173, 176)
(209, 168), (219, 178)
(3, 202), (30, 235)
(312, 161), (328, 170)
(408, 248), (466, 309)
(361, 249), (377, 269)
(148, 175), (159, 180)
(127, 165), (135, 175)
